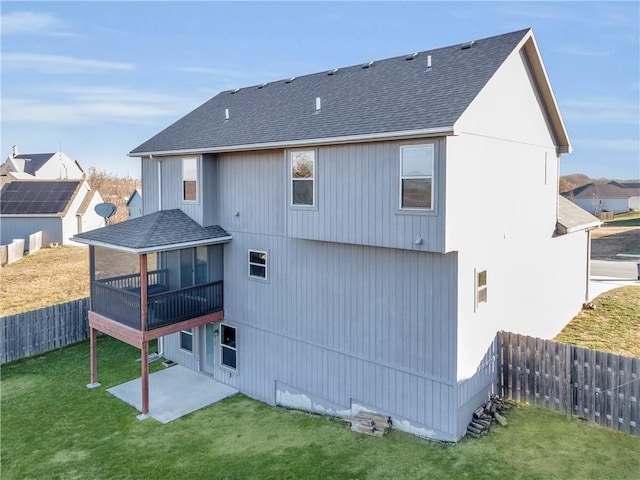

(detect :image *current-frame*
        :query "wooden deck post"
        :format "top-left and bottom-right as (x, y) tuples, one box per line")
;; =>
(141, 341), (149, 417)
(86, 327), (101, 389)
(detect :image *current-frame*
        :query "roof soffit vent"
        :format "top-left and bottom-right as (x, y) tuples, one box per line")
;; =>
(461, 40), (476, 50)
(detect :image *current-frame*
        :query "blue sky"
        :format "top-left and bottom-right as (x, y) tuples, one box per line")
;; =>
(1, 1), (638, 179)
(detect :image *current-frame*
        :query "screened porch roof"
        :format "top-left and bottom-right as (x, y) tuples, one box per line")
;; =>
(72, 209), (232, 253)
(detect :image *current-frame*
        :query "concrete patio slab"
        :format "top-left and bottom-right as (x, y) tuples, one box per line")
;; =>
(107, 365), (237, 423)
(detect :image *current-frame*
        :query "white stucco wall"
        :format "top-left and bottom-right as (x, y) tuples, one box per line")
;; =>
(446, 44), (588, 380)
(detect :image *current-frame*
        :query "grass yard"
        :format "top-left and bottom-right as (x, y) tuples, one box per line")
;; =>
(603, 211), (640, 227)
(0, 246), (89, 316)
(2, 337), (639, 480)
(555, 286), (640, 357)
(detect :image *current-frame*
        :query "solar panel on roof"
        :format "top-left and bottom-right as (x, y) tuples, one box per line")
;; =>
(0, 181), (79, 215)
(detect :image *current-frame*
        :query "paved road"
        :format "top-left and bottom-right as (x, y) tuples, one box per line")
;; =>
(591, 259), (639, 280)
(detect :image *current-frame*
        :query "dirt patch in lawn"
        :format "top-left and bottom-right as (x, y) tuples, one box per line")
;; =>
(590, 226), (640, 260)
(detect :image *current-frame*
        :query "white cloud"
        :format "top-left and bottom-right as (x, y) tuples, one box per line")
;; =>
(561, 98), (640, 125)
(3, 53), (134, 74)
(1, 11), (77, 37)
(2, 86), (207, 125)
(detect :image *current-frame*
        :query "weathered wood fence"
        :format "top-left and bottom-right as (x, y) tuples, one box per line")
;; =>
(498, 331), (639, 436)
(0, 298), (89, 364)
(0, 239), (26, 266)
(29, 231), (43, 254)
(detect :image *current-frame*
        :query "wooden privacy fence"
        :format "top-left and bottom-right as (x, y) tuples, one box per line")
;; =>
(0, 298), (89, 364)
(0, 239), (26, 266)
(498, 331), (639, 436)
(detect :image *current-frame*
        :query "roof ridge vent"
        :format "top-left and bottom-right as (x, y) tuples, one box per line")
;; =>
(327, 68), (339, 76)
(461, 40), (476, 50)
(257, 82), (268, 89)
(231, 88), (240, 94)
(405, 52), (418, 61)
(361, 61), (374, 69)
(285, 77), (296, 84)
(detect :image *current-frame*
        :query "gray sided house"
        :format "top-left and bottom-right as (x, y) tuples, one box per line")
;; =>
(73, 29), (599, 441)
(1, 180), (104, 247)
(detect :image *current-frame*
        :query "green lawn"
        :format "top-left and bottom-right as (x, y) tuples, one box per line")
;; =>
(603, 211), (640, 227)
(2, 337), (639, 479)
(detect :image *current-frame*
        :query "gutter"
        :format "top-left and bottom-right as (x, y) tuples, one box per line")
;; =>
(129, 126), (455, 158)
(70, 235), (233, 255)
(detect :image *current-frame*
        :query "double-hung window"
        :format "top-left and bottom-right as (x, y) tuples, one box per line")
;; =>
(182, 157), (198, 202)
(400, 145), (434, 210)
(290, 150), (315, 207)
(248, 250), (267, 280)
(221, 325), (237, 370)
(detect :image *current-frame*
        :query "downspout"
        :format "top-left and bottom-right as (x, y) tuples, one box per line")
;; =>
(152, 154), (164, 356)
(585, 229), (592, 303)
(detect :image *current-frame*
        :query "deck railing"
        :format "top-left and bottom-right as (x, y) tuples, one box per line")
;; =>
(91, 277), (223, 331)
(97, 269), (168, 290)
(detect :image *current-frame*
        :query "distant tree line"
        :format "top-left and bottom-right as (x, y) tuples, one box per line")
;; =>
(86, 167), (140, 224)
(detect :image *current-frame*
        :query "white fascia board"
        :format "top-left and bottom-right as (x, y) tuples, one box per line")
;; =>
(565, 221), (602, 234)
(71, 235), (233, 254)
(128, 126), (454, 157)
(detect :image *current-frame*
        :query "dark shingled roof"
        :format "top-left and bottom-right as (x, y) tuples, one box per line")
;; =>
(15, 153), (56, 175)
(72, 209), (231, 253)
(131, 29), (530, 155)
(0, 180), (81, 215)
(567, 183), (640, 200)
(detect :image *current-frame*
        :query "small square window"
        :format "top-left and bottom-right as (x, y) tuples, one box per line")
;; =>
(248, 249), (267, 280)
(180, 328), (193, 352)
(221, 325), (237, 370)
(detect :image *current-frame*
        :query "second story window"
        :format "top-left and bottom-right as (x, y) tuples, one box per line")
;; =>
(182, 157), (198, 202)
(291, 150), (315, 207)
(400, 145), (434, 210)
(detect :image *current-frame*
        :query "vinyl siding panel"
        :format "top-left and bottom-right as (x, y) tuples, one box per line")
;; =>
(216, 150), (285, 236)
(287, 140), (446, 253)
(215, 233), (459, 440)
(141, 156), (203, 223)
(0, 217), (62, 246)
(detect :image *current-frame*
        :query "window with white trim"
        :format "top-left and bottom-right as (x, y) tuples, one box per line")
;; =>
(290, 150), (315, 206)
(400, 145), (434, 210)
(248, 249), (267, 280)
(221, 325), (237, 370)
(182, 157), (198, 202)
(180, 328), (193, 352)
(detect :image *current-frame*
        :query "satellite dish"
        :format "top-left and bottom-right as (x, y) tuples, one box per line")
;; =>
(95, 202), (117, 224)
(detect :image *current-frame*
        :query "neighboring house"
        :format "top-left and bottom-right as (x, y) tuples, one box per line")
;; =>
(0, 146), (85, 184)
(73, 29), (600, 441)
(126, 188), (143, 219)
(563, 181), (640, 214)
(0, 180), (104, 247)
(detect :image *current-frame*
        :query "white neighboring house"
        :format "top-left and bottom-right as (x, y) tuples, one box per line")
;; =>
(0, 180), (104, 247)
(563, 181), (640, 214)
(125, 188), (143, 219)
(0, 146), (85, 183)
